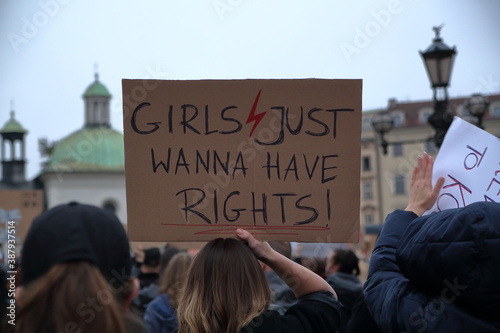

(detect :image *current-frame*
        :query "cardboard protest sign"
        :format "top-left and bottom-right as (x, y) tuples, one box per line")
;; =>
(122, 79), (362, 242)
(426, 117), (500, 214)
(0, 190), (43, 243)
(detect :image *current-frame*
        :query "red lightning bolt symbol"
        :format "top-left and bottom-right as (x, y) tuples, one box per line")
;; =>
(246, 89), (266, 138)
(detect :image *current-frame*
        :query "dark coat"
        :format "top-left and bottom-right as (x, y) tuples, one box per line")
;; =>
(240, 291), (340, 333)
(364, 202), (500, 332)
(144, 293), (178, 333)
(326, 272), (362, 333)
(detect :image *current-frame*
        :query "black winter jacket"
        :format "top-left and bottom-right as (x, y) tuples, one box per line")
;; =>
(364, 202), (500, 332)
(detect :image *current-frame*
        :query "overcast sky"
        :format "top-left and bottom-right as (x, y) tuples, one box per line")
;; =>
(1, 0), (499, 179)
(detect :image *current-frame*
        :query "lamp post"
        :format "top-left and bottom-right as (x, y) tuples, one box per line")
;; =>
(371, 112), (394, 155)
(420, 25), (457, 147)
(465, 93), (489, 129)
(371, 111), (433, 155)
(369, 115), (392, 222)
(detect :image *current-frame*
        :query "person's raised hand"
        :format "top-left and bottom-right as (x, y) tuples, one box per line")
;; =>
(236, 229), (273, 261)
(405, 153), (445, 216)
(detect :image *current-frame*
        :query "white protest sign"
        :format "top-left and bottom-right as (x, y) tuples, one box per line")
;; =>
(426, 117), (500, 214)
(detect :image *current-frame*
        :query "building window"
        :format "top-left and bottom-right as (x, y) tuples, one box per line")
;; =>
(393, 143), (403, 157)
(103, 200), (117, 214)
(455, 104), (466, 117)
(362, 156), (371, 171)
(394, 175), (406, 195)
(492, 106), (500, 118)
(93, 101), (99, 122)
(424, 140), (437, 155)
(14, 140), (23, 160)
(418, 108), (433, 124)
(362, 117), (373, 131)
(364, 214), (374, 225)
(391, 111), (405, 127)
(363, 181), (373, 199)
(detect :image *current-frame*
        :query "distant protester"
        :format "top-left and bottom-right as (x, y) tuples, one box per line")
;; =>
(326, 248), (362, 333)
(301, 256), (327, 280)
(263, 242), (296, 314)
(17, 202), (146, 333)
(144, 252), (192, 333)
(138, 247), (161, 289)
(159, 246), (181, 276)
(132, 247), (162, 316)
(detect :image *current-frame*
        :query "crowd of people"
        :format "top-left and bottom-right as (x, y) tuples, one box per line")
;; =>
(3, 153), (499, 332)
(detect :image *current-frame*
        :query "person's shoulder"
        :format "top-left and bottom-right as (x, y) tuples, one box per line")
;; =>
(242, 304), (340, 333)
(240, 310), (282, 333)
(289, 291), (341, 328)
(295, 290), (340, 308)
(123, 311), (149, 333)
(241, 292), (341, 333)
(145, 293), (174, 316)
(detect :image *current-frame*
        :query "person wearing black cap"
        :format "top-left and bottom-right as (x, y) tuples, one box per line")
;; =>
(131, 246), (162, 316)
(138, 247), (161, 289)
(17, 202), (146, 333)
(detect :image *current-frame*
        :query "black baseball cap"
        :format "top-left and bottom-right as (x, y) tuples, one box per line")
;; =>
(143, 247), (160, 267)
(22, 202), (132, 286)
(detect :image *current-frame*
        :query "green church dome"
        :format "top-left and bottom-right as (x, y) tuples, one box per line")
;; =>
(83, 73), (111, 98)
(1, 111), (27, 134)
(46, 127), (124, 172)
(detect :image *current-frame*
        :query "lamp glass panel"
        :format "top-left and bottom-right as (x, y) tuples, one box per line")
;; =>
(439, 56), (453, 86)
(424, 58), (439, 86)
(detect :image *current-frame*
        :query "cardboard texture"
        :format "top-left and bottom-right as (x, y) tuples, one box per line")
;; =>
(0, 190), (43, 243)
(122, 79), (362, 242)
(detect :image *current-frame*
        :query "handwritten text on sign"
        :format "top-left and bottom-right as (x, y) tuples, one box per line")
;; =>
(122, 79), (362, 242)
(426, 117), (500, 214)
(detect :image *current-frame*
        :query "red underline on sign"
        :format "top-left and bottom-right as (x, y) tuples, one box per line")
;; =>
(160, 224), (330, 235)
(196, 229), (300, 235)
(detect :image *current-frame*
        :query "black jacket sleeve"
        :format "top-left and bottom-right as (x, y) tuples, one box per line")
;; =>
(363, 210), (499, 333)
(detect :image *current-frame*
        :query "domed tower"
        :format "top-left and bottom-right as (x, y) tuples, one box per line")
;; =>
(45, 72), (124, 172)
(83, 72), (112, 128)
(0, 109), (28, 186)
(40, 73), (126, 222)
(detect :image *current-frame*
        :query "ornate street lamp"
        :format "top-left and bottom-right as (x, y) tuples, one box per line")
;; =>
(420, 25), (457, 147)
(464, 93), (489, 129)
(371, 112), (393, 155)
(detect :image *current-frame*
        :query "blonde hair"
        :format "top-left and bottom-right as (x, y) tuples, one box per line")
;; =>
(177, 238), (271, 333)
(17, 262), (126, 333)
(159, 252), (192, 308)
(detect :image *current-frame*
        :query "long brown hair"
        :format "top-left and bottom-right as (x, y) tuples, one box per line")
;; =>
(177, 238), (271, 333)
(17, 261), (126, 333)
(159, 252), (192, 308)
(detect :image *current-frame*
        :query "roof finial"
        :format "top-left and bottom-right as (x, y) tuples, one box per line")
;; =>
(432, 24), (444, 41)
(10, 99), (15, 119)
(94, 63), (99, 81)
